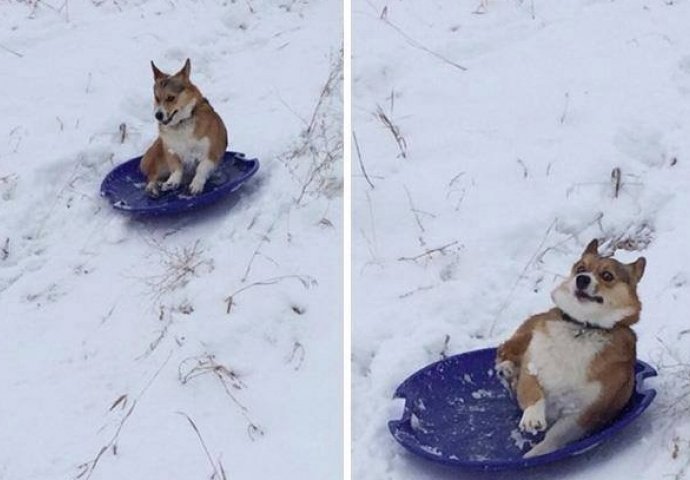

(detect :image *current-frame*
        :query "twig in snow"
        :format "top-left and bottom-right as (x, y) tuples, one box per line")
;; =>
(1, 238), (9, 260)
(76, 351), (173, 479)
(560, 92), (570, 124)
(178, 355), (264, 440)
(108, 394), (128, 412)
(376, 104), (407, 158)
(143, 240), (212, 302)
(381, 17), (468, 71)
(177, 412), (224, 480)
(611, 167), (622, 198)
(119, 123), (127, 144)
(404, 186), (431, 247)
(136, 306), (174, 360)
(398, 284), (434, 299)
(398, 240), (460, 263)
(280, 49), (343, 205)
(516, 158), (528, 178)
(240, 218), (279, 283)
(0, 44), (24, 58)
(287, 341), (306, 371)
(363, 190), (379, 260)
(353, 130), (374, 189)
(489, 219), (558, 336)
(225, 274), (317, 314)
(440, 334), (451, 359)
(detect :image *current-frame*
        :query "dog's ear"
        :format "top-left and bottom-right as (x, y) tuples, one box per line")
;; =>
(151, 61), (166, 81)
(175, 58), (191, 80)
(583, 239), (599, 257)
(628, 257), (646, 283)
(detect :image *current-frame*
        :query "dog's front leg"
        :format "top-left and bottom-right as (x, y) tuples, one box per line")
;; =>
(189, 158), (216, 195)
(162, 152), (183, 191)
(497, 319), (537, 387)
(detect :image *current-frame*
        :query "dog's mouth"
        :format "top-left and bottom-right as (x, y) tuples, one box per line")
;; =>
(160, 109), (179, 125)
(575, 290), (604, 304)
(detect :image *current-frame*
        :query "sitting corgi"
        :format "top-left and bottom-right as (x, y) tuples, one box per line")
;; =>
(496, 239), (646, 458)
(140, 59), (228, 196)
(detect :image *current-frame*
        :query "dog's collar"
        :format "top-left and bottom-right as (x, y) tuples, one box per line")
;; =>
(560, 310), (611, 336)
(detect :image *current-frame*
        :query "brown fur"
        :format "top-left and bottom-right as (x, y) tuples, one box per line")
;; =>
(496, 239), (646, 454)
(140, 59), (228, 194)
(580, 325), (637, 430)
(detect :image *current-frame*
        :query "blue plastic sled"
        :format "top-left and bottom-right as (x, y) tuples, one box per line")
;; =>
(100, 151), (259, 215)
(388, 347), (656, 471)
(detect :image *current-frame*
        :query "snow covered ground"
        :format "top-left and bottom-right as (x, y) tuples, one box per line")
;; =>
(353, 1), (690, 479)
(0, 1), (342, 479)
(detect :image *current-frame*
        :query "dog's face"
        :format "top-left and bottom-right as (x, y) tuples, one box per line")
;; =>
(551, 239), (646, 328)
(150, 59), (197, 127)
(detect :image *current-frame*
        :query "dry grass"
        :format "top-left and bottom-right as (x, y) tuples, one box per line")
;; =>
(177, 412), (228, 480)
(143, 240), (213, 302)
(76, 351), (173, 479)
(397, 240), (460, 263)
(280, 48), (343, 205)
(375, 104), (407, 159)
(657, 337), (690, 417)
(178, 355), (264, 440)
(225, 274), (317, 314)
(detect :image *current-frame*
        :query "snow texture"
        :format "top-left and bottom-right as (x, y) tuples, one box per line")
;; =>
(353, 1), (690, 479)
(0, 1), (342, 479)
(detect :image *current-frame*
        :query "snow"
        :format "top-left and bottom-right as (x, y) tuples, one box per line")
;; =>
(0, 1), (341, 479)
(353, 1), (690, 479)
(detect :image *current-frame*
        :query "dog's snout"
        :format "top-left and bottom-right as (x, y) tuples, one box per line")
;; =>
(575, 274), (591, 290)
(155, 111), (164, 121)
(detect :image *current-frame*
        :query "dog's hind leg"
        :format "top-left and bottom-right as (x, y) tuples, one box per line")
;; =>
(523, 414), (584, 458)
(516, 370), (547, 435)
(141, 138), (166, 195)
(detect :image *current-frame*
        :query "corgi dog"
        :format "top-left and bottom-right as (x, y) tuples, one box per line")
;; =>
(140, 59), (228, 196)
(496, 239), (646, 458)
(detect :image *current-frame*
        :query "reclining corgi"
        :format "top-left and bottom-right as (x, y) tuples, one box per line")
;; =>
(496, 239), (646, 458)
(140, 58), (228, 196)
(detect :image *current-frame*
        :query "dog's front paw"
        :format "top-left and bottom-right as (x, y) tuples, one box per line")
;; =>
(161, 179), (180, 191)
(145, 181), (160, 197)
(161, 171), (182, 191)
(519, 401), (547, 434)
(188, 176), (206, 195)
(495, 360), (516, 380)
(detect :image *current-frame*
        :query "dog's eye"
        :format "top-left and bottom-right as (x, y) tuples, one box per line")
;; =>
(166, 95), (175, 102)
(154, 96), (160, 103)
(575, 265), (587, 274)
(601, 271), (614, 282)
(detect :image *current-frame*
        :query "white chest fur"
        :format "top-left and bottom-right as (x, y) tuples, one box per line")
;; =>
(160, 121), (209, 167)
(527, 321), (607, 420)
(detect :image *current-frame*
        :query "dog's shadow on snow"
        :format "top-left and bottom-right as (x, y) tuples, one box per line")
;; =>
(393, 411), (657, 480)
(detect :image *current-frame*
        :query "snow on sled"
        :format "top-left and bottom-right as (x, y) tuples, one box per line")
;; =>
(388, 347), (656, 471)
(100, 151), (259, 216)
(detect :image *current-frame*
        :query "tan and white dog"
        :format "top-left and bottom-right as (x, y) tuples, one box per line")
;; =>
(140, 59), (228, 196)
(496, 239), (646, 458)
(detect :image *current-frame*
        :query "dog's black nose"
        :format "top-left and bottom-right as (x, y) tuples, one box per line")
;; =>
(576, 274), (591, 290)
(155, 111), (164, 121)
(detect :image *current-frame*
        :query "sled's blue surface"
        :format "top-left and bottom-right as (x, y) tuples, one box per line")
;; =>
(100, 151), (259, 215)
(388, 347), (656, 471)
